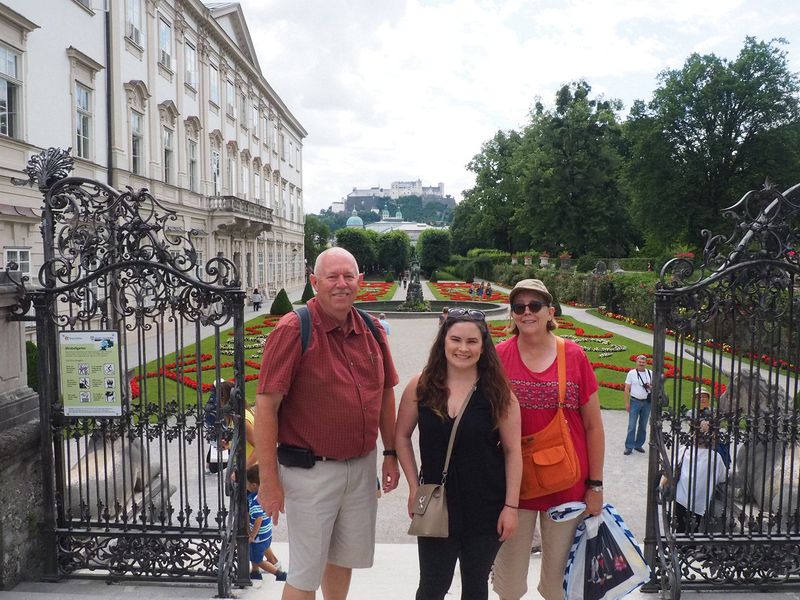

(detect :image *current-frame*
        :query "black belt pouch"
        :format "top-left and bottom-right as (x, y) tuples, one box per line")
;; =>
(277, 444), (316, 468)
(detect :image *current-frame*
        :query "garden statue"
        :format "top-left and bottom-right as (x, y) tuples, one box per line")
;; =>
(404, 259), (425, 307)
(411, 260), (421, 285)
(715, 370), (799, 529)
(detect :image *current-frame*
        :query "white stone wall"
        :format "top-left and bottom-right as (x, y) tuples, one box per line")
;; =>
(0, 0), (306, 298)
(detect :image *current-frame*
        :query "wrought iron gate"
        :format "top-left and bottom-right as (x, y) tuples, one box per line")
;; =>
(11, 149), (250, 595)
(644, 182), (800, 597)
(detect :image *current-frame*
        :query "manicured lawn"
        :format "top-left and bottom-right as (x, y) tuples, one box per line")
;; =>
(130, 306), (723, 414)
(131, 313), (281, 409)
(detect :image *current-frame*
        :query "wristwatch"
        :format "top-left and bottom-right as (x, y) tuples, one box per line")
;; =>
(586, 478), (603, 492)
(382, 449), (397, 457)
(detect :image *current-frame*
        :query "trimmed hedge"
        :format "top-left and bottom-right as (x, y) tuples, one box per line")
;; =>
(270, 288), (294, 315)
(300, 281), (315, 304)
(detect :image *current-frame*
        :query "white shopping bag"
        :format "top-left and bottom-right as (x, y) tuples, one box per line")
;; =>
(563, 503), (650, 600)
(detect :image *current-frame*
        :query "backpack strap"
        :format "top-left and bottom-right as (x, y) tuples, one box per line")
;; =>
(295, 305), (381, 355)
(356, 308), (381, 345)
(294, 306), (312, 354)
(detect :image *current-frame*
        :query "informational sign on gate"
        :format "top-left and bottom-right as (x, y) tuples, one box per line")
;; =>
(59, 331), (123, 417)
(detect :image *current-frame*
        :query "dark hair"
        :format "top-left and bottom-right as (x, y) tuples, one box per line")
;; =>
(246, 464), (260, 485)
(217, 381), (233, 407)
(417, 315), (513, 426)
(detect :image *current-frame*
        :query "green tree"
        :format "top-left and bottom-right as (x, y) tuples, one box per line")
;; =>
(417, 229), (451, 275)
(335, 227), (377, 272)
(377, 230), (411, 273)
(513, 81), (635, 257)
(397, 195), (424, 222)
(452, 130), (525, 254)
(624, 37), (800, 251)
(304, 214), (330, 268)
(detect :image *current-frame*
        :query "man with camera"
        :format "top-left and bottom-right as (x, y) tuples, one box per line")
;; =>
(623, 354), (652, 455)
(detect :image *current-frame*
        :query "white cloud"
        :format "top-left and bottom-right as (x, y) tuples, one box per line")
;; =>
(238, 0), (800, 214)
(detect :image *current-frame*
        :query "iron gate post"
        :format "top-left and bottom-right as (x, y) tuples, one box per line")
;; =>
(642, 291), (676, 595)
(32, 292), (60, 581)
(233, 291), (250, 587)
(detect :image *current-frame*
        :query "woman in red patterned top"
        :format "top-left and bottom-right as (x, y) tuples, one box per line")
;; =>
(491, 279), (605, 600)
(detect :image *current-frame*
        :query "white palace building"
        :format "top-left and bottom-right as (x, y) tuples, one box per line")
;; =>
(0, 0), (306, 300)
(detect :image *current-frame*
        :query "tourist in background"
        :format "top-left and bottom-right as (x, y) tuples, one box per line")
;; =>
(396, 307), (521, 600)
(492, 279), (604, 600)
(378, 312), (392, 336)
(251, 288), (263, 312)
(623, 355), (652, 455)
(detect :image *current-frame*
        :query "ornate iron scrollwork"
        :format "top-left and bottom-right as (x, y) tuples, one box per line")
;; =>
(648, 179), (800, 597)
(11, 147), (75, 192)
(19, 149), (250, 596)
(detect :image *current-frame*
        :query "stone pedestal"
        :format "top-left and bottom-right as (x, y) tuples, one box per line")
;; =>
(0, 273), (43, 589)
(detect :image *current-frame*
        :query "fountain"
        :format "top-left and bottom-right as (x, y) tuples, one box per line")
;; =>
(357, 259), (506, 319)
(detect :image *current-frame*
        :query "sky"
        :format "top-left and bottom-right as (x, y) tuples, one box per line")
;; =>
(237, 0), (800, 215)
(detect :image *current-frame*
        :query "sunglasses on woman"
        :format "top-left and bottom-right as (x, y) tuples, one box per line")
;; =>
(446, 308), (486, 321)
(511, 300), (549, 315)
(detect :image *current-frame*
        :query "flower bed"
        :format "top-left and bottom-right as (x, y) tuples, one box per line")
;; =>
(131, 315), (280, 400)
(431, 281), (509, 303)
(597, 309), (798, 373)
(356, 282), (395, 302)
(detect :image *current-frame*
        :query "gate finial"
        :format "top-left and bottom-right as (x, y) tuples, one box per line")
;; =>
(11, 147), (75, 192)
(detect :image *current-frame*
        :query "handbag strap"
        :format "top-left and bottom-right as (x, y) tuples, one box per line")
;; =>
(556, 336), (566, 407)
(441, 382), (478, 486)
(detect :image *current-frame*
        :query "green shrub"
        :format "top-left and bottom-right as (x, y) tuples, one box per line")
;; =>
(435, 269), (459, 280)
(26, 341), (38, 392)
(384, 271), (395, 283)
(575, 254), (598, 273)
(429, 270), (438, 283)
(598, 257), (659, 271)
(300, 281), (315, 304)
(270, 289), (294, 315)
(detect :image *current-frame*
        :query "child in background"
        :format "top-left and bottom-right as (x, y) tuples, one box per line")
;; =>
(246, 465), (287, 582)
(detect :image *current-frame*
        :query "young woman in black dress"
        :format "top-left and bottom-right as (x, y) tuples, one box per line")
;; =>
(395, 308), (522, 600)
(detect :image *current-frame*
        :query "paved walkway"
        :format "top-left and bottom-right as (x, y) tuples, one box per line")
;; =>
(5, 280), (799, 599)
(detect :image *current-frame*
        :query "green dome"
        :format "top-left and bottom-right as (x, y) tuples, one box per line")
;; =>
(346, 209), (364, 228)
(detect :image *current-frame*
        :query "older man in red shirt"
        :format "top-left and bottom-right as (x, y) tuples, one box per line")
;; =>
(255, 247), (400, 600)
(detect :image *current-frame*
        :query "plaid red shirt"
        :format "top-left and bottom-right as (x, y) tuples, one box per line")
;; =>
(257, 298), (399, 459)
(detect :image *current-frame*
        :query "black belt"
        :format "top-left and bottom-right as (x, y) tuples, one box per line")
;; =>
(632, 396), (649, 401)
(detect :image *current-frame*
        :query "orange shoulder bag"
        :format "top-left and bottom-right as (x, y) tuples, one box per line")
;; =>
(519, 336), (582, 499)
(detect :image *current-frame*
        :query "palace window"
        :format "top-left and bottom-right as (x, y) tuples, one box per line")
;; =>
(4, 248), (30, 278)
(185, 42), (197, 88)
(209, 64), (220, 105)
(162, 126), (173, 184)
(187, 138), (198, 192)
(126, 0), (143, 46)
(158, 18), (172, 69)
(0, 45), (20, 138)
(131, 110), (143, 175)
(225, 79), (235, 117)
(211, 149), (220, 195)
(75, 83), (91, 159)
